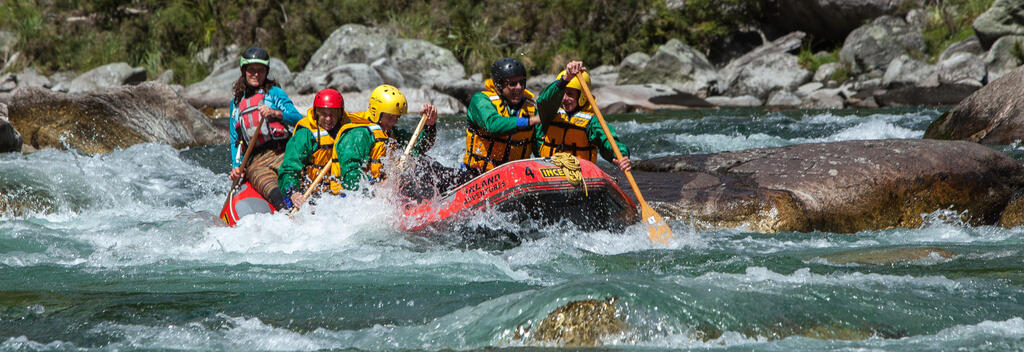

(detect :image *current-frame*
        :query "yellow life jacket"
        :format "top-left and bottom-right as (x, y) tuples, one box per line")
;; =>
(537, 106), (598, 162)
(335, 118), (392, 184)
(296, 108), (343, 194)
(462, 79), (537, 171)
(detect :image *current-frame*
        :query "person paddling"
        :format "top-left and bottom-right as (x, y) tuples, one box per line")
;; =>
(334, 85), (438, 192)
(227, 47), (302, 210)
(277, 88), (346, 209)
(535, 64), (632, 172)
(461, 58), (585, 177)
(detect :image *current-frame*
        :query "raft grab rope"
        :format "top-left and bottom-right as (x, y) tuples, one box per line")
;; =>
(550, 152), (588, 197)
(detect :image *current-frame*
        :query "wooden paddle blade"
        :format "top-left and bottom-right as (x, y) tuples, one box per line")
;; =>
(640, 204), (672, 244)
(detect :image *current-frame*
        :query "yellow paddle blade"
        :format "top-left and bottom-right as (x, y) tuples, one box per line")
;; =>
(641, 204), (672, 245)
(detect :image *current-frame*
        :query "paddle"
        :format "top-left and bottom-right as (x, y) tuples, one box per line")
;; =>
(287, 158), (333, 215)
(221, 112), (266, 218)
(576, 73), (673, 244)
(396, 112), (429, 172)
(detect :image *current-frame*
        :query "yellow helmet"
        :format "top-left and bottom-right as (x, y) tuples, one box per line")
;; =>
(367, 84), (408, 124)
(558, 70), (591, 107)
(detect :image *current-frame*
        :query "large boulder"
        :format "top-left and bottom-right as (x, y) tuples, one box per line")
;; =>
(882, 55), (936, 87)
(0, 103), (21, 153)
(972, 0), (1024, 48)
(389, 38), (466, 88)
(302, 24), (465, 90)
(67, 62), (147, 94)
(723, 52), (811, 99)
(719, 31), (806, 92)
(7, 83), (227, 154)
(839, 16), (926, 76)
(939, 36), (984, 62)
(292, 63), (383, 94)
(924, 66), (1024, 144)
(983, 35), (1024, 83)
(766, 0), (921, 42)
(633, 139), (1024, 233)
(616, 39), (719, 95)
(303, 24), (390, 71)
(936, 52), (986, 87)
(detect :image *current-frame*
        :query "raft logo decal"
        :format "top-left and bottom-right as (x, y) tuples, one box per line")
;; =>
(464, 174), (506, 201)
(540, 167), (565, 178)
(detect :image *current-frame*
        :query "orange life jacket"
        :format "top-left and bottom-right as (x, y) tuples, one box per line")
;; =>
(537, 106), (598, 162)
(461, 79), (536, 171)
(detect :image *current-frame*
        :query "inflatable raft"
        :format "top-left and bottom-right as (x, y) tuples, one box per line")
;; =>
(398, 158), (638, 232)
(219, 181), (276, 226)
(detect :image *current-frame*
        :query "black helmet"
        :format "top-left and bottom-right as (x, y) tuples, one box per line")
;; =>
(240, 47), (270, 69)
(490, 57), (526, 89)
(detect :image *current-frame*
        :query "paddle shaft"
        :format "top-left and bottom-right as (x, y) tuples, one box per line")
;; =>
(576, 73), (672, 244)
(222, 111), (267, 212)
(574, 75), (645, 203)
(288, 158), (333, 215)
(397, 113), (429, 171)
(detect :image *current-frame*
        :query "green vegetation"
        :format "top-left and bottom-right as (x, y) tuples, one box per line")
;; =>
(0, 0), (766, 85)
(0, 0), (992, 85)
(797, 48), (839, 73)
(920, 0), (994, 62)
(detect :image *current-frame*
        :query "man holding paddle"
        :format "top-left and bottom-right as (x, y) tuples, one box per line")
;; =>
(534, 67), (631, 172)
(277, 88), (347, 210)
(333, 84), (438, 192)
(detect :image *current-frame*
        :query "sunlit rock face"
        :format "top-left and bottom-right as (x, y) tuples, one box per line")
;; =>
(634, 139), (1024, 233)
(7, 83), (226, 154)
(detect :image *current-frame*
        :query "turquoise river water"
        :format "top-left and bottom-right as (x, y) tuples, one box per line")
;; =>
(2, 107), (1024, 351)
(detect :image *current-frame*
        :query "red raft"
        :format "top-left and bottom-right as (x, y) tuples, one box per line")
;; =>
(219, 181), (276, 226)
(399, 158), (639, 232)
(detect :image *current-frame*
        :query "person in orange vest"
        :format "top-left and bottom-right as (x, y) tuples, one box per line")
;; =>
(277, 88), (346, 209)
(227, 47), (302, 210)
(534, 67), (631, 171)
(461, 58), (585, 177)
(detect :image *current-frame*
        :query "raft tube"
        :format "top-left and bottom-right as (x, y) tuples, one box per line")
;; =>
(399, 158), (638, 232)
(220, 181), (276, 226)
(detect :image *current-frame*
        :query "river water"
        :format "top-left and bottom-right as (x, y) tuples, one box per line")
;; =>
(2, 108), (1024, 351)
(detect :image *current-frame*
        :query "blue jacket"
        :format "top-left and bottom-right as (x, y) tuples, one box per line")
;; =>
(228, 86), (302, 168)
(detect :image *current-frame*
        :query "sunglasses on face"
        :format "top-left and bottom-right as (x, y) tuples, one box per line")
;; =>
(503, 79), (526, 88)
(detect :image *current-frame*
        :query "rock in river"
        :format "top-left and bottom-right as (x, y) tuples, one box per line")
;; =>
(633, 139), (1024, 233)
(7, 83), (227, 154)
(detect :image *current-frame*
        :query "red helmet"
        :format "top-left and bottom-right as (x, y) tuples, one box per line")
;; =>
(314, 89), (344, 109)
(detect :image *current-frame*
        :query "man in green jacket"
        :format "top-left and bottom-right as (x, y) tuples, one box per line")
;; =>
(277, 88), (346, 209)
(334, 84), (438, 191)
(461, 58), (585, 176)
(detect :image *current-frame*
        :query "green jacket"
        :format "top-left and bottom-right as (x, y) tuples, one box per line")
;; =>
(334, 124), (436, 191)
(534, 108), (630, 163)
(277, 125), (340, 195)
(465, 79), (566, 135)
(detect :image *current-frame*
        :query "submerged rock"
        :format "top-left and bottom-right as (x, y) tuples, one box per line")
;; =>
(518, 298), (625, 347)
(820, 248), (958, 265)
(924, 66), (1024, 144)
(7, 83), (227, 154)
(634, 139), (1024, 233)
